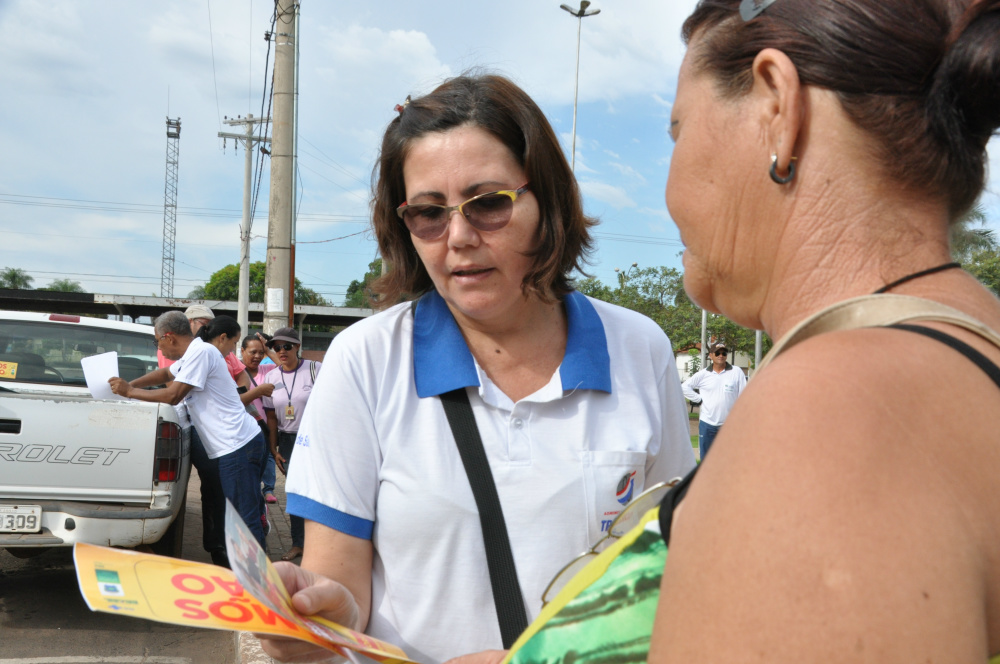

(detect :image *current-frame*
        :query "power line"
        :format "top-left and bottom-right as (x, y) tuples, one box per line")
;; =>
(0, 193), (368, 222)
(206, 0), (222, 132)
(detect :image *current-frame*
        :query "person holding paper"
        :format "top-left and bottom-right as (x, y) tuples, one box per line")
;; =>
(109, 311), (269, 548)
(257, 74), (696, 664)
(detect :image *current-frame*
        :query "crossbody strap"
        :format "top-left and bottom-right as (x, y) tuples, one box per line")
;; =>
(758, 294), (1000, 372)
(440, 387), (528, 648)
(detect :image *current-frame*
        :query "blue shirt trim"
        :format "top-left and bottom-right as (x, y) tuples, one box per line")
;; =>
(287, 493), (374, 540)
(412, 289), (611, 397)
(561, 291), (611, 393)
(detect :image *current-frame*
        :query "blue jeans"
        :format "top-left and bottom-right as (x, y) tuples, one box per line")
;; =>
(217, 431), (268, 549)
(278, 431), (304, 549)
(261, 452), (276, 496)
(189, 427), (225, 554)
(698, 420), (722, 461)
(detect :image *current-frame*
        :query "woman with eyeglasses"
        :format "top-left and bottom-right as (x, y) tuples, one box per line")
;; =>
(639, 0), (1000, 662)
(258, 327), (320, 563)
(257, 74), (696, 664)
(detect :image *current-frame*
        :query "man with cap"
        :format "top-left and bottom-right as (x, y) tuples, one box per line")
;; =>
(682, 341), (747, 460)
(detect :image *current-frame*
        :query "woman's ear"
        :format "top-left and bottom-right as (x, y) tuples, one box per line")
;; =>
(750, 48), (803, 175)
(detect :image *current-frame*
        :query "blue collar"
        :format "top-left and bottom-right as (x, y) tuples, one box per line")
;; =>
(412, 290), (611, 398)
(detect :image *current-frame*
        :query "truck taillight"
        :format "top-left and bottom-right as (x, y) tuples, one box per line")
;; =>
(155, 421), (182, 482)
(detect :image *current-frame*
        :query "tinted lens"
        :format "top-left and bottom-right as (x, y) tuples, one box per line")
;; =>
(402, 205), (449, 240)
(542, 551), (598, 605)
(275, 343), (294, 351)
(715, 350), (727, 356)
(462, 193), (514, 231)
(608, 480), (679, 537)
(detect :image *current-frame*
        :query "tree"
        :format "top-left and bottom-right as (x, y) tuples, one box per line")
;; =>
(950, 204), (996, 263)
(965, 249), (1000, 297)
(344, 259), (383, 308)
(191, 262), (329, 306)
(579, 265), (771, 363)
(0, 267), (34, 289)
(39, 278), (84, 293)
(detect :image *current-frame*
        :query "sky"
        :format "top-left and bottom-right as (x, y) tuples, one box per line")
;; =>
(1, 0), (998, 305)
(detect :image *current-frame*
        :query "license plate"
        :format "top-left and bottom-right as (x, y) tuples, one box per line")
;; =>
(0, 360), (17, 380)
(0, 505), (42, 533)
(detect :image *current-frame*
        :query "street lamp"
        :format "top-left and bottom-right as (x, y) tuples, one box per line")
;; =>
(614, 262), (638, 288)
(560, 0), (600, 171)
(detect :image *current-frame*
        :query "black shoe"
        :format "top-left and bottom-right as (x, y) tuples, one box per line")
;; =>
(210, 549), (230, 569)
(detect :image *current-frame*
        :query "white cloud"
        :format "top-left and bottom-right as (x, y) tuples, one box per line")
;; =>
(580, 181), (636, 209)
(610, 162), (647, 185)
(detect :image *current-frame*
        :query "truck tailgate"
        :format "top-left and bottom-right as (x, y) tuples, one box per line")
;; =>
(0, 393), (158, 503)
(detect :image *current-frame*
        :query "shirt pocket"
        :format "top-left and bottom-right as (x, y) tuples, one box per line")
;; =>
(582, 450), (648, 542)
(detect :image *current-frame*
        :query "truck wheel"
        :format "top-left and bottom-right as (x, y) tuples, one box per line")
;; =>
(150, 497), (186, 558)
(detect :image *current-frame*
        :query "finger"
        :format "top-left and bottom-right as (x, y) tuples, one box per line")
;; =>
(256, 634), (346, 664)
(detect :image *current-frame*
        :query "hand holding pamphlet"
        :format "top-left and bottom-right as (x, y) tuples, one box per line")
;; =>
(74, 500), (418, 664)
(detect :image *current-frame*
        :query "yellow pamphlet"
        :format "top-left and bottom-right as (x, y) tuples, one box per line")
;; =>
(74, 501), (418, 664)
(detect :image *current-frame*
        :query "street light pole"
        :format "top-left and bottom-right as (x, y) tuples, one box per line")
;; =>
(560, 1), (600, 171)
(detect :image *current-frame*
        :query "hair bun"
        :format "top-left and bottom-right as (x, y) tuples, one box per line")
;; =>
(930, 0), (1000, 145)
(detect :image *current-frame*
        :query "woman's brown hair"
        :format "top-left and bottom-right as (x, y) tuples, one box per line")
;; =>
(369, 73), (596, 308)
(682, 0), (1000, 219)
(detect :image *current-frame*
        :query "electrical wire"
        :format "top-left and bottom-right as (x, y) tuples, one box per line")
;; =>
(206, 0), (222, 132)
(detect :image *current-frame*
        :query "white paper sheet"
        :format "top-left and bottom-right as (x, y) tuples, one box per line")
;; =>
(81, 351), (124, 400)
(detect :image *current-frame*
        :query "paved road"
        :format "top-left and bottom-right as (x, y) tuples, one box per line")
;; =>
(0, 473), (238, 663)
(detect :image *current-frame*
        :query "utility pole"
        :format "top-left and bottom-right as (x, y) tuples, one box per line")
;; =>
(263, 0), (298, 335)
(160, 117), (181, 297)
(218, 114), (271, 340)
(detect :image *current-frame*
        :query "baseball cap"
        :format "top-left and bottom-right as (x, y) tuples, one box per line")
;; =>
(184, 304), (215, 320)
(709, 342), (728, 353)
(267, 327), (301, 347)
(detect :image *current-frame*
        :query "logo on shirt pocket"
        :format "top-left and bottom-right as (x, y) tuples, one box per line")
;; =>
(616, 470), (637, 505)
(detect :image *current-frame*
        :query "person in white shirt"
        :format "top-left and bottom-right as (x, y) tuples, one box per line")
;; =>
(257, 73), (696, 664)
(110, 312), (269, 549)
(682, 342), (747, 460)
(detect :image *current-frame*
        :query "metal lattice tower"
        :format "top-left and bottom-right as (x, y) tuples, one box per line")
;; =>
(160, 117), (182, 297)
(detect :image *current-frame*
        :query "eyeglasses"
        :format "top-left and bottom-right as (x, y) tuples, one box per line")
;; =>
(395, 183), (531, 241)
(541, 477), (681, 606)
(272, 343), (296, 352)
(714, 349), (728, 356)
(154, 333), (172, 346)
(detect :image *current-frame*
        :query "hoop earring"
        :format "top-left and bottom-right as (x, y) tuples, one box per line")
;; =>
(769, 154), (797, 184)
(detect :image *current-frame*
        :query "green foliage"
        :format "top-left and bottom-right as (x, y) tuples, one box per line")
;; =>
(39, 278), (84, 293)
(0, 267), (34, 289)
(965, 249), (1000, 297)
(950, 204), (996, 263)
(344, 259), (382, 308)
(193, 262), (328, 306)
(579, 265), (771, 360)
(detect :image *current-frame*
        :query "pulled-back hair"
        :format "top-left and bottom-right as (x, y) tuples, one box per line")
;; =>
(242, 332), (270, 349)
(682, 0), (1000, 218)
(196, 315), (242, 343)
(154, 311), (191, 337)
(370, 73), (596, 307)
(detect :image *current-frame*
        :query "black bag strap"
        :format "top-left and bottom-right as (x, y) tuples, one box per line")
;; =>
(440, 387), (528, 649)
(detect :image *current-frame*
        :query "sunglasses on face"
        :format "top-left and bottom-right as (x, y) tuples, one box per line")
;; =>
(272, 343), (296, 352)
(395, 183), (531, 241)
(714, 349), (728, 356)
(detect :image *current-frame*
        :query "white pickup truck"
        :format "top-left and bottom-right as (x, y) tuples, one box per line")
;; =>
(0, 311), (190, 557)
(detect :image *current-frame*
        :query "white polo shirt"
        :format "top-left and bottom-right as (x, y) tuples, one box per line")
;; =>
(286, 290), (696, 664)
(170, 337), (262, 460)
(681, 364), (747, 426)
